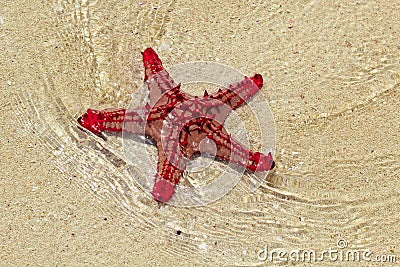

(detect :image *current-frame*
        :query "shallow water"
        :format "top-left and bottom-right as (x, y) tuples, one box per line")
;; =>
(6, 0), (400, 265)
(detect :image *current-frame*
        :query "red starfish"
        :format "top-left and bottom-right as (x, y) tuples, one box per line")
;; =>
(78, 48), (275, 203)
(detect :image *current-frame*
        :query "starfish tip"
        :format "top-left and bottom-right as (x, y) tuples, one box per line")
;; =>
(152, 179), (176, 203)
(251, 74), (263, 89)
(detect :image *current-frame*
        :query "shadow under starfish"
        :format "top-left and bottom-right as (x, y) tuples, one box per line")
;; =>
(78, 48), (275, 203)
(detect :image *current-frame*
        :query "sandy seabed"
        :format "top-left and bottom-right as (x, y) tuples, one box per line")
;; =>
(1, 1), (399, 266)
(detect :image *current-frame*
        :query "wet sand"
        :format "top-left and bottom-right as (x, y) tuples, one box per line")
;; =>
(1, 0), (399, 265)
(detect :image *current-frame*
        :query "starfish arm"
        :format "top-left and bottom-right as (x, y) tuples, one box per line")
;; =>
(142, 48), (179, 105)
(77, 108), (147, 136)
(199, 119), (275, 172)
(206, 74), (263, 111)
(151, 142), (186, 202)
(142, 47), (167, 81)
